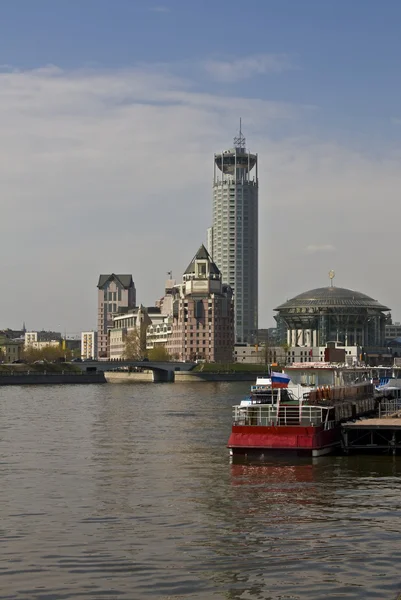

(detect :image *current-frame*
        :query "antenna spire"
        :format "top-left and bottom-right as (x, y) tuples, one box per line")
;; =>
(233, 117), (246, 151)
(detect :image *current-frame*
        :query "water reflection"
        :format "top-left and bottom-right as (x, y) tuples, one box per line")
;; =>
(230, 461), (316, 483)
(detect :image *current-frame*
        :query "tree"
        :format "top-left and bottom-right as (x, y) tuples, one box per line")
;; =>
(147, 345), (170, 361)
(70, 346), (81, 359)
(22, 345), (66, 363)
(123, 330), (143, 360)
(280, 342), (290, 366)
(261, 343), (270, 367)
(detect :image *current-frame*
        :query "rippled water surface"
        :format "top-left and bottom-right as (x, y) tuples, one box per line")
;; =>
(1, 382), (401, 600)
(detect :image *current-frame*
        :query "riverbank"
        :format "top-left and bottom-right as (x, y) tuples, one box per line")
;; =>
(0, 362), (268, 384)
(104, 361), (269, 383)
(104, 371), (260, 383)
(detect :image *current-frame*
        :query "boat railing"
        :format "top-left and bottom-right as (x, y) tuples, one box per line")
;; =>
(233, 404), (329, 428)
(378, 398), (401, 417)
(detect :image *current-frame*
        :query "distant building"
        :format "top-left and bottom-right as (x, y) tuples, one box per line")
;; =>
(97, 274), (136, 359)
(146, 312), (173, 350)
(81, 331), (97, 360)
(148, 278), (177, 350)
(234, 343), (286, 365)
(110, 305), (151, 360)
(110, 303), (174, 360)
(168, 244), (234, 362)
(257, 328), (279, 345)
(155, 277), (176, 317)
(0, 340), (24, 363)
(386, 322), (401, 342)
(286, 343), (362, 366)
(0, 327), (26, 340)
(24, 331), (61, 350)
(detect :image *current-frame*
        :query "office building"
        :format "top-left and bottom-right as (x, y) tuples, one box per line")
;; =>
(207, 123), (258, 343)
(81, 331), (98, 360)
(97, 274), (136, 358)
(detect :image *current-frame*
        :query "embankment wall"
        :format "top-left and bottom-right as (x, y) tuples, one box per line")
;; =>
(104, 371), (153, 383)
(104, 371), (259, 383)
(0, 372), (106, 385)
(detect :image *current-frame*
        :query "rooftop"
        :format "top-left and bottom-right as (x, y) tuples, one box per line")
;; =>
(97, 274), (134, 289)
(184, 244), (220, 277)
(275, 286), (390, 312)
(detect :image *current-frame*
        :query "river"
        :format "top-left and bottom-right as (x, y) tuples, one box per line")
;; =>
(0, 382), (401, 600)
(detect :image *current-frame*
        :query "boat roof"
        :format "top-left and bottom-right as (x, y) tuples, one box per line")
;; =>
(285, 363), (370, 371)
(377, 386), (400, 391)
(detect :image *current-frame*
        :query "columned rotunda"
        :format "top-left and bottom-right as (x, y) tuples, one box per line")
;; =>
(274, 286), (390, 348)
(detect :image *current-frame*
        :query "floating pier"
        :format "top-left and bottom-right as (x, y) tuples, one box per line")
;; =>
(341, 418), (401, 455)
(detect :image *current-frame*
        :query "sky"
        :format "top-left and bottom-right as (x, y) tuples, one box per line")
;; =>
(0, 0), (401, 334)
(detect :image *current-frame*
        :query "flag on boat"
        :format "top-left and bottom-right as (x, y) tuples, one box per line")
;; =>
(271, 371), (291, 388)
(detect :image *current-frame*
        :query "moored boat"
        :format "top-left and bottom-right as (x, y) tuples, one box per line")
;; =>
(228, 366), (377, 458)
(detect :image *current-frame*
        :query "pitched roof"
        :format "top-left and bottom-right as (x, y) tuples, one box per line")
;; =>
(97, 274), (134, 289)
(184, 244), (221, 276)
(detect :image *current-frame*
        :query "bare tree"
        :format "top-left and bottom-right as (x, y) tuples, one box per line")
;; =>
(123, 330), (143, 360)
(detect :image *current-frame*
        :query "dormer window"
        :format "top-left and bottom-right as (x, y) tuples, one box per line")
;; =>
(196, 261), (208, 279)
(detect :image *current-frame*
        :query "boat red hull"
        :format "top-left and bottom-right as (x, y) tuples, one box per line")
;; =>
(228, 424), (340, 457)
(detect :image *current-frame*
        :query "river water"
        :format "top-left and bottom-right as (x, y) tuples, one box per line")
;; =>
(1, 382), (401, 600)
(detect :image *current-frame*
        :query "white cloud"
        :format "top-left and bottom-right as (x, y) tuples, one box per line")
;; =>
(305, 244), (336, 254)
(0, 63), (400, 332)
(203, 53), (294, 83)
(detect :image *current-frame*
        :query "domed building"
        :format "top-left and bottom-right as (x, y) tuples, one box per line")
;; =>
(274, 286), (390, 348)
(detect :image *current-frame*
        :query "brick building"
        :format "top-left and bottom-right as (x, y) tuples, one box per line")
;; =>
(168, 245), (234, 362)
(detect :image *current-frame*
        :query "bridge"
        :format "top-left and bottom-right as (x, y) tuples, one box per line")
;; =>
(76, 360), (196, 382)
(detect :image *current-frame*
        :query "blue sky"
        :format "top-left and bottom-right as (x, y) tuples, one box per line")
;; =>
(2, 0), (400, 118)
(0, 0), (400, 332)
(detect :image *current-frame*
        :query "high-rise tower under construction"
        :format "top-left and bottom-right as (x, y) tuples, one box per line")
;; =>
(207, 124), (258, 343)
